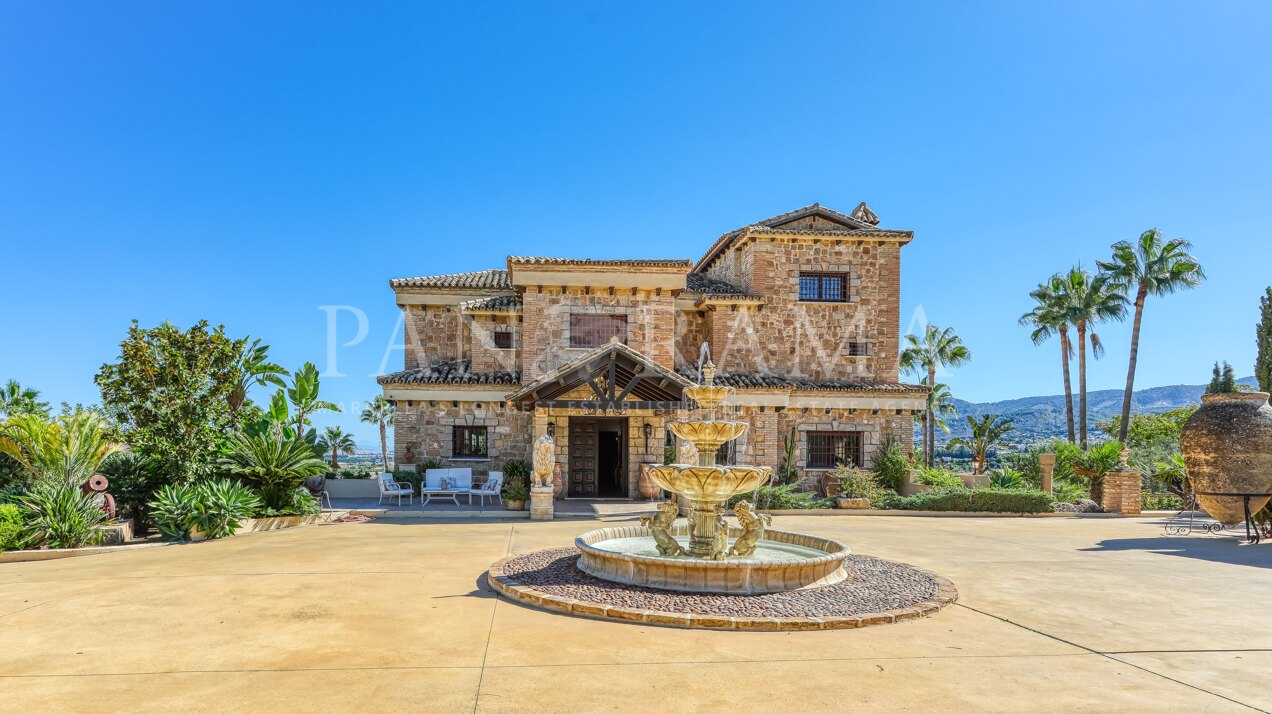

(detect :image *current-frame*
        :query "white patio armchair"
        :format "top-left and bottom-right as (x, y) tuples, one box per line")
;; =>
(377, 472), (414, 506)
(469, 472), (503, 508)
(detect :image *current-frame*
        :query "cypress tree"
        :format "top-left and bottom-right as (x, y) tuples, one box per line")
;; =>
(1221, 361), (1236, 392)
(1207, 362), (1222, 393)
(1257, 287), (1272, 393)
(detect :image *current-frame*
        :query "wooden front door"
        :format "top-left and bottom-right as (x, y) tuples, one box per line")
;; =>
(568, 418), (598, 497)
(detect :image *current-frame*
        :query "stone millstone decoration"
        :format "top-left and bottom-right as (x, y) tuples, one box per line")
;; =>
(1180, 391), (1272, 525)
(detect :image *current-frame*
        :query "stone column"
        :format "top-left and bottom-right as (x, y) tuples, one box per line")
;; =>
(530, 485), (554, 520)
(1038, 453), (1056, 494)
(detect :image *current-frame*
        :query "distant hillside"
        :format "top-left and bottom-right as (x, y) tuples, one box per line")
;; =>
(937, 377), (1259, 445)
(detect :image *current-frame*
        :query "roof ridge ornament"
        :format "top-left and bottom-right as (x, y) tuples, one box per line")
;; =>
(850, 201), (880, 226)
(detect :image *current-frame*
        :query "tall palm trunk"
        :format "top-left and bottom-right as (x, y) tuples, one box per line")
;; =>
(927, 366), (937, 467)
(331, 445), (340, 470)
(1077, 322), (1089, 449)
(379, 419), (389, 472)
(1059, 328), (1076, 444)
(1117, 284), (1149, 443)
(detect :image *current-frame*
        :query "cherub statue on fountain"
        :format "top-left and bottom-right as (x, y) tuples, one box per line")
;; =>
(710, 511), (729, 560)
(727, 501), (772, 557)
(640, 501), (686, 556)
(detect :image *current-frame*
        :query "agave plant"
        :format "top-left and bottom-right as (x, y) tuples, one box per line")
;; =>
(989, 467), (1024, 490)
(0, 412), (121, 488)
(218, 425), (329, 509)
(20, 483), (107, 548)
(150, 480), (259, 541)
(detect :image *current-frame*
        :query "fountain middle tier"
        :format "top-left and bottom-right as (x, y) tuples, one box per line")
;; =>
(646, 463), (772, 557)
(667, 420), (750, 460)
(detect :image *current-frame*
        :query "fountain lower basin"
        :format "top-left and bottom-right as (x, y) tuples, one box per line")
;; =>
(576, 524), (851, 594)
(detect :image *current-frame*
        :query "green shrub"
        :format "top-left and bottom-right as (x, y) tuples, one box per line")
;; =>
(727, 483), (835, 510)
(989, 467), (1024, 490)
(0, 503), (26, 551)
(833, 466), (883, 501)
(871, 437), (911, 491)
(255, 486), (320, 517)
(1142, 491), (1186, 511)
(19, 483), (107, 548)
(150, 480), (259, 542)
(1052, 479), (1089, 503)
(393, 469), (421, 496)
(503, 478), (529, 502)
(503, 459), (531, 482)
(916, 467), (964, 489)
(883, 487), (1055, 514)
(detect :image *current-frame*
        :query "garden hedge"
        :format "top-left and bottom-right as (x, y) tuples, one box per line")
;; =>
(883, 488), (1055, 514)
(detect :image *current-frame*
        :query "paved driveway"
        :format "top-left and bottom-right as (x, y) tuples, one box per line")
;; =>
(2, 514), (1269, 712)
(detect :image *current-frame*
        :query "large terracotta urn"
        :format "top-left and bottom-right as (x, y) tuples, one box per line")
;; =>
(638, 463), (661, 500)
(552, 462), (564, 499)
(1180, 392), (1272, 525)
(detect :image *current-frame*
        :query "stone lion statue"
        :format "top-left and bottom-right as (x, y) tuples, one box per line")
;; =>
(639, 501), (685, 556)
(710, 511), (730, 561)
(726, 501), (772, 558)
(531, 433), (555, 488)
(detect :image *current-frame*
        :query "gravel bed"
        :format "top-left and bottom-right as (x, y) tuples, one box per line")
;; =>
(501, 548), (941, 618)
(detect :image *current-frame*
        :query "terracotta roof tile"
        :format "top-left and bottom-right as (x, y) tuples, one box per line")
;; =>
(390, 269), (510, 290)
(458, 294), (521, 312)
(508, 256), (693, 268)
(378, 360), (520, 386)
(675, 367), (926, 394)
(684, 273), (756, 298)
(694, 202), (912, 271)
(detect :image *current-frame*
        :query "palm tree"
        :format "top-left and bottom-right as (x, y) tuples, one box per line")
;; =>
(920, 378), (959, 439)
(900, 324), (972, 467)
(360, 396), (395, 472)
(948, 414), (1015, 475)
(1097, 229), (1206, 443)
(218, 424), (329, 509)
(0, 379), (49, 419)
(317, 426), (357, 470)
(0, 412), (121, 487)
(228, 338), (290, 416)
(1020, 275), (1077, 443)
(1058, 267), (1126, 448)
(286, 362), (340, 439)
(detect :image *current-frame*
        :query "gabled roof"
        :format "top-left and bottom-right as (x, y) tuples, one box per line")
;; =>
(390, 269), (510, 290)
(507, 341), (694, 407)
(694, 202), (913, 271)
(378, 360), (520, 386)
(674, 367), (927, 395)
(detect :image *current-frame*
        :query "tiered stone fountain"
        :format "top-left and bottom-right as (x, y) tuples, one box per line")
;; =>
(573, 360), (852, 594)
(487, 353), (958, 630)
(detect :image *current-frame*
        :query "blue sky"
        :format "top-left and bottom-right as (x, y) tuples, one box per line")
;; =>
(2, 2), (1270, 447)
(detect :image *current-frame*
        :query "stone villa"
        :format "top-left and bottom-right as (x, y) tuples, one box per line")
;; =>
(378, 203), (927, 497)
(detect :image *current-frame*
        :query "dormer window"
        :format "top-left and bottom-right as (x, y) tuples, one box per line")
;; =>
(493, 331), (513, 349)
(569, 313), (627, 348)
(799, 272), (849, 302)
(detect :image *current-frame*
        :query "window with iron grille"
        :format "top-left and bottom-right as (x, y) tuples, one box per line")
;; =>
(453, 426), (488, 458)
(493, 331), (513, 349)
(847, 341), (869, 356)
(806, 431), (862, 468)
(569, 313), (627, 348)
(798, 272), (849, 302)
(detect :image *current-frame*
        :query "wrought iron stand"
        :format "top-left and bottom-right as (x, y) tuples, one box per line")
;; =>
(1168, 491), (1272, 544)
(1162, 494), (1229, 537)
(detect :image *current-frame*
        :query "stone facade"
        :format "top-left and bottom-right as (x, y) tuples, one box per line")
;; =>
(380, 203), (925, 494)
(698, 238), (901, 382)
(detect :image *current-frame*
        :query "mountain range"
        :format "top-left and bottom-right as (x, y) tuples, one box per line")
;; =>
(938, 376), (1260, 445)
